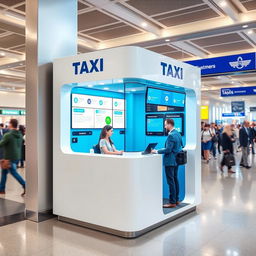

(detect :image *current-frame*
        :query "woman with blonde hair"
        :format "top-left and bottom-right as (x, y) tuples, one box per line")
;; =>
(220, 124), (235, 173)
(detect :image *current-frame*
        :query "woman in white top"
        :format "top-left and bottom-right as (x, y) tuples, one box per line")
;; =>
(99, 125), (123, 155)
(201, 124), (212, 163)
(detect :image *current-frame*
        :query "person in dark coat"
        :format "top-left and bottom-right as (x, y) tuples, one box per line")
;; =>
(18, 125), (25, 168)
(0, 123), (4, 160)
(239, 121), (251, 168)
(220, 124), (235, 173)
(249, 123), (256, 155)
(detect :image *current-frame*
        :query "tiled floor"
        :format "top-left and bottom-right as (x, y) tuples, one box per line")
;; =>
(1, 153), (256, 256)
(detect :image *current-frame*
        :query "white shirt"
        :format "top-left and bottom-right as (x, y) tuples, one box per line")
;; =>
(201, 130), (212, 143)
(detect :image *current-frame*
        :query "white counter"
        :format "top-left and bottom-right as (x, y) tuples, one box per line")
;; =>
(53, 151), (198, 237)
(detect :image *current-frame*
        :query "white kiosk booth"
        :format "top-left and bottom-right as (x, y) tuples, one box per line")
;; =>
(53, 46), (201, 238)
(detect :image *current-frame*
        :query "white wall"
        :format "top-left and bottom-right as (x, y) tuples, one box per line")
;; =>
(0, 91), (25, 108)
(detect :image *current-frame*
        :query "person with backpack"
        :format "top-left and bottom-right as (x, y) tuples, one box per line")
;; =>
(0, 119), (26, 196)
(152, 119), (183, 208)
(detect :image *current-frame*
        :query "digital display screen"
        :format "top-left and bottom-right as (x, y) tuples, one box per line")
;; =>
(146, 87), (185, 112)
(165, 113), (184, 135)
(147, 88), (185, 107)
(146, 114), (164, 136)
(71, 94), (125, 129)
(172, 117), (182, 133)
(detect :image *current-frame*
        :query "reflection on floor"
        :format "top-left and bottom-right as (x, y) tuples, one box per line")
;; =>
(0, 198), (25, 226)
(162, 198), (189, 214)
(1, 152), (256, 255)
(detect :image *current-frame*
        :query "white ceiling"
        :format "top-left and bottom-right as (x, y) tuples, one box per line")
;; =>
(0, 0), (256, 103)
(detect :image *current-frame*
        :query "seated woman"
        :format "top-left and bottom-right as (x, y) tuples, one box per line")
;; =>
(99, 125), (123, 155)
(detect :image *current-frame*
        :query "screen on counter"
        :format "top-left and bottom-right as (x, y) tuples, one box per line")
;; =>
(71, 94), (125, 129)
(165, 113), (184, 135)
(146, 114), (164, 136)
(146, 87), (185, 112)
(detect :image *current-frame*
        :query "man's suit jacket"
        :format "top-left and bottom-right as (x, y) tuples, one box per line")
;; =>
(239, 127), (249, 147)
(158, 129), (182, 167)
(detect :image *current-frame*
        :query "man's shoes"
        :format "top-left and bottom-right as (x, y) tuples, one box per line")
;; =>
(0, 191), (5, 195)
(245, 166), (251, 169)
(163, 203), (177, 208)
(240, 163), (245, 167)
(21, 187), (25, 197)
(176, 201), (182, 205)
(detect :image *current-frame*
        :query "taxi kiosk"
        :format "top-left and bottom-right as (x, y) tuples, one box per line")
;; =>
(53, 46), (201, 238)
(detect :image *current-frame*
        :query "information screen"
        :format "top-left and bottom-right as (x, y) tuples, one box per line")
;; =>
(146, 87), (185, 112)
(71, 94), (125, 129)
(165, 113), (184, 135)
(146, 114), (164, 136)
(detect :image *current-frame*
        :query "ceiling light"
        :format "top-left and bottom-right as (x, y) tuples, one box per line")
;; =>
(231, 81), (234, 84)
(247, 30), (253, 35)
(141, 22), (148, 28)
(0, 52), (5, 56)
(242, 25), (248, 28)
(165, 39), (170, 42)
(220, 1), (227, 7)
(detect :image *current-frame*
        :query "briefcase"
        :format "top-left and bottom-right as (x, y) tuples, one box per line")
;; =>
(224, 153), (236, 166)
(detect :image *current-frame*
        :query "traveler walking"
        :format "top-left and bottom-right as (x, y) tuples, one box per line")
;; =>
(0, 119), (26, 196)
(239, 121), (251, 169)
(220, 125), (235, 173)
(201, 124), (212, 163)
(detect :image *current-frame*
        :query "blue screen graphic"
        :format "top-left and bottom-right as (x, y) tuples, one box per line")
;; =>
(147, 88), (185, 107)
(147, 118), (163, 133)
(173, 117), (182, 133)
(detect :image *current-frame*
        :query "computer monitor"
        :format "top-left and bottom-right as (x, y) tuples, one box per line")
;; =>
(146, 114), (164, 136)
(165, 113), (184, 136)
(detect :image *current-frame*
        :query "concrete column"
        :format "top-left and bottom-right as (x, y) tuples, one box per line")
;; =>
(25, 0), (77, 221)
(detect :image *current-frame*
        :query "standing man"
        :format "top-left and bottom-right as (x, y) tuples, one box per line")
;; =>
(0, 124), (5, 161)
(239, 120), (251, 169)
(249, 123), (256, 155)
(0, 119), (26, 196)
(152, 119), (183, 208)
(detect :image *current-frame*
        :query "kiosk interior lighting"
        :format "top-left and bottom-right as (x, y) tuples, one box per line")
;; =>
(103, 87), (109, 90)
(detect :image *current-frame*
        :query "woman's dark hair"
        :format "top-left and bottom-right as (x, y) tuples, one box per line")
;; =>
(99, 125), (114, 145)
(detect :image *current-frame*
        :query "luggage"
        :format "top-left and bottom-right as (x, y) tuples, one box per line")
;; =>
(224, 153), (236, 166)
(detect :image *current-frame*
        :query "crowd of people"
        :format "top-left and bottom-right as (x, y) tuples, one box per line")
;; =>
(0, 119), (26, 196)
(201, 121), (256, 173)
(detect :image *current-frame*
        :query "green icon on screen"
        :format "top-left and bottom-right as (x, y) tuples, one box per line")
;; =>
(99, 100), (103, 105)
(105, 116), (111, 125)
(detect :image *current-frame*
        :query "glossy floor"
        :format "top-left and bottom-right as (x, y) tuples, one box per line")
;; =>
(1, 153), (256, 256)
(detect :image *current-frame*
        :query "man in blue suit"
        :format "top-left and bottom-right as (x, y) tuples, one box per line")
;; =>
(152, 119), (182, 208)
(239, 120), (251, 169)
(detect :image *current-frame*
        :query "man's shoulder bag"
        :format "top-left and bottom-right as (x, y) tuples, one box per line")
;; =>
(0, 159), (11, 170)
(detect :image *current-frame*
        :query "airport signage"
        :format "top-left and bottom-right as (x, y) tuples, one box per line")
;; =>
(220, 86), (256, 97)
(231, 101), (245, 113)
(250, 107), (256, 112)
(186, 52), (256, 76)
(0, 109), (26, 115)
(161, 62), (183, 80)
(222, 112), (245, 117)
(72, 58), (104, 75)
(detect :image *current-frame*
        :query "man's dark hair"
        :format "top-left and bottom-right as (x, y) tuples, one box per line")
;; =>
(9, 119), (18, 129)
(0, 123), (3, 128)
(165, 119), (175, 127)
